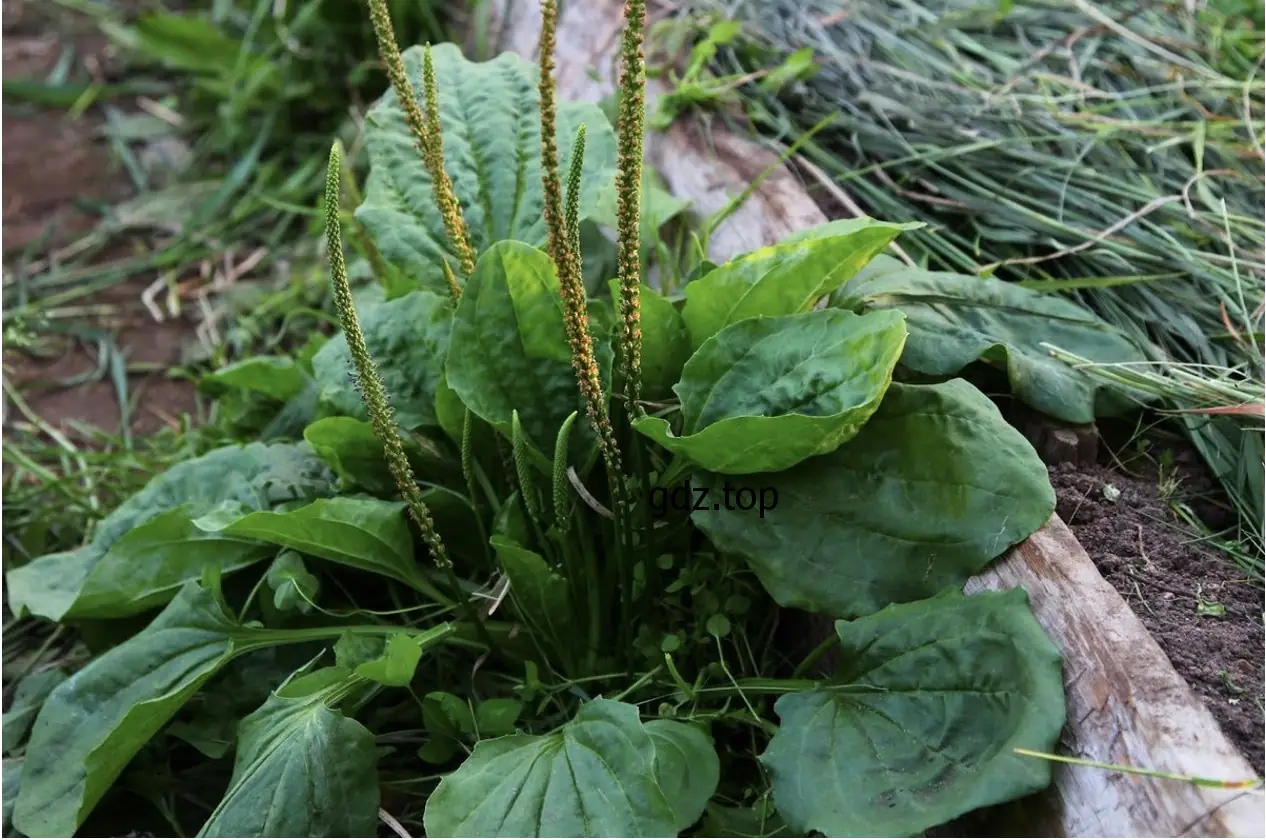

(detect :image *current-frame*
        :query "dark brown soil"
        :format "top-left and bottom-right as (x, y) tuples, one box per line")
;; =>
(2, 0), (198, 438)
(1050, 460), (1265, 776)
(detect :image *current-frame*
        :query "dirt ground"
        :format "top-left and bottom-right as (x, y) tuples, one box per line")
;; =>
(3, 0), (197, 438)
(1050, 456), (1266, 776)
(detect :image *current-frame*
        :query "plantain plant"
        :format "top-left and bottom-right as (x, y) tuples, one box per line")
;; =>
(5, 1), (1077, 837)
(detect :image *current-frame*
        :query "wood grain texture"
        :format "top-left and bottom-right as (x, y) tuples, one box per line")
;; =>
(965, 517), (1263, 837)
(486, 1), (1264, 835)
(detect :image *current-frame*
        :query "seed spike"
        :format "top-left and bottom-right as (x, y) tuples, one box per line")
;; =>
(365, 0), (475, 277)
(538, 0), (567, 265)
(441, 258), (462, 303)
(536, 5), (625, 485)
(564, 125), (585, 264)
(552, 411), (578, 531)
(614, 0), (648, 414)
(511, 410), (544, 524)
(324, 143), (452, 572)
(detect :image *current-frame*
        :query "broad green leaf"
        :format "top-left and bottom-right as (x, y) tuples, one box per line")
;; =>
(447, 241), (611, 457)
(311, 289), (454, 431)
(266, 550), (320, 614)
(5, 443), (334, 621)
(200, 355), (307, 402)
(493, 493), (532, 546)
(2, 669), (67, 754)
(197, 669), (379, 837)
(275, 665), (358, 700)
(490, 537), (570, 640)
(1, 551), (87, 625)
(683, 260), (718, 286)
(354, 633), (424, 687)
(645, 720), (720, 832)
(415, 485), (488, 566)
(167, 705), (239, 759)
(67, 508), (273, 619)
(198, 356), (315, 442)
(634, 309), (906, 474)
(761, 588), (1065, 837)
(2, 759), (21, 836)
(168, 647), (322, 760)
(476, 699), (524, 737)
(423, 699), (677, 837)
(304, 416), (393, 492)
(681, 218), (916, 348)
(693, 380), (1054, 617)
(434, 373), (467, 444)
(357, 43), (617, 294)
(838, 256), (1149, 423)
(12, 583), (250, 837)
(609, 280), (690, 400)
(424, 691), (476, 740)
(204, 497), (429, 593)
(334, 632), (388, 670)
(304, 416), (462, 495)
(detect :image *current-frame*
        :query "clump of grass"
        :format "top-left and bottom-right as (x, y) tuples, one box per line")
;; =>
(2, 0), (454, 364)
(1045, 344), (1264, 576)
(676, 0), (1265, 574)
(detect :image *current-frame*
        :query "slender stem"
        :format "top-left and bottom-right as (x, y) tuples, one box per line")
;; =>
(461, 410), (493, 569)
(611, 665), (664, 701)
(793, 632), (840, 678)
(692, 678), (825, 697)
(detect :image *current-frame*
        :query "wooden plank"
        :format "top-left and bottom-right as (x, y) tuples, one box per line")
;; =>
(483, 1), (1264, 835)
(964, 517), (1263, 837)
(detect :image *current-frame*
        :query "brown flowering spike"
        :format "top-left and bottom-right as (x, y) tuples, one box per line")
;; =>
(421, 45), (478, 277)
(559, 126), (625, 480)
(532, 4), (625, 484)
(365, 0), (476, 278)
(538, 0), (567, 266)
(614, 0), (647, 414)
(324, 143), (453, 572)
(441, 258), (462, 303)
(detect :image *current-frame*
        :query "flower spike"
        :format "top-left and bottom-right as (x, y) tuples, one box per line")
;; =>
(538, 0), (567, 266)
(537, 3), (625, 483)
(614, 0), (648, 414)
(324, 143), (452, 571)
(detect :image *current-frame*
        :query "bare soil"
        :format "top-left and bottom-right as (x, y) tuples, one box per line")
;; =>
(3, 0), (197, 437)
(1050, 459), (1265, 776)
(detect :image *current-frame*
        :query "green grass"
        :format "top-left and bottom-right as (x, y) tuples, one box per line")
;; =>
(670, 0), (1265, 577)
(2, 0), (460, 348)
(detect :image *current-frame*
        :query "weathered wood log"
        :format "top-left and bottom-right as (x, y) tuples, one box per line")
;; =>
(484, 1), (1264, 836)
(961, 517), (1263, 837)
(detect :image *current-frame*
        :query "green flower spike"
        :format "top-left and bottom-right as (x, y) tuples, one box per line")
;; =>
(324, 143), (452, 571)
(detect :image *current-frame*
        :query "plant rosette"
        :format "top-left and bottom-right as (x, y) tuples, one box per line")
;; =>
(7, 2), (1154, 837)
